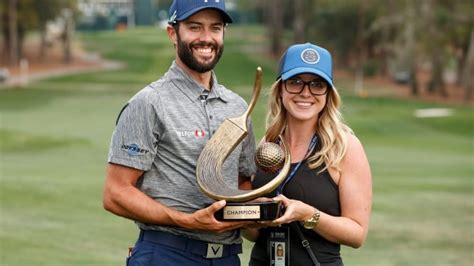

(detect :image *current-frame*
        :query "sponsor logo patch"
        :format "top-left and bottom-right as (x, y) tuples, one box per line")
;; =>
(121, 144), (149, 156)
(176, 130), (206, 138)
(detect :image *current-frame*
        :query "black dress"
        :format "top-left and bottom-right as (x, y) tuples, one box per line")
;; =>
(249, 145), (344, 266)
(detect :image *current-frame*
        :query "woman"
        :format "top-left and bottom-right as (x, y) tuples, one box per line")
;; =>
(245, 43), (372, 266)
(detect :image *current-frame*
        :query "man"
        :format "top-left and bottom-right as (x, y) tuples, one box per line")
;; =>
(103, 1), (256, 265)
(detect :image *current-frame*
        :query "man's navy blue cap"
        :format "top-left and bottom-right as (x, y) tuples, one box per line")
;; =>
(168, 0), (233, 24)
(277, 43), (334, 88)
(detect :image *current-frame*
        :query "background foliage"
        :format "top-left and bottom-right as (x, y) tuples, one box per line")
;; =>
(0, 25), (473, 265)
(2, 0), (473, 99)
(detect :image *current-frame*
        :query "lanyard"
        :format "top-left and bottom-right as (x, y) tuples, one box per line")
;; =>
(276, 134), (318, 195)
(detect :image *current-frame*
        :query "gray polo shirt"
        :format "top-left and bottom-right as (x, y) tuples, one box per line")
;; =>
(108, 62), (257, 244)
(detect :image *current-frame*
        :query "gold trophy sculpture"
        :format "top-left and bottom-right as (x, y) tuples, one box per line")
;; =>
(196, 67), (291, 221)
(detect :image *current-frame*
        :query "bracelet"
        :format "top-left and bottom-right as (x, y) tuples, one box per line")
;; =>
(302, 208), (320, 229)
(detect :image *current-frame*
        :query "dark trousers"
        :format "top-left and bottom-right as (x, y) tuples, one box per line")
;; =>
(127, 230), (242, 266)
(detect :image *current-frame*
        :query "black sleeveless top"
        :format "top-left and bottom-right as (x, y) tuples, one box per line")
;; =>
(249, 140), (343, 266)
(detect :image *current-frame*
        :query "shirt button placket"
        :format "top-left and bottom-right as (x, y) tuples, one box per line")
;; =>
(202, 100), (213, 138)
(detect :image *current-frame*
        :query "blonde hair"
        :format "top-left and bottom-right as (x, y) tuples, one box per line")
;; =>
(265, 79), (352, 172)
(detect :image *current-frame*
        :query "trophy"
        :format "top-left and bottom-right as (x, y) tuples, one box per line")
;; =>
(196, 67), (291, 221)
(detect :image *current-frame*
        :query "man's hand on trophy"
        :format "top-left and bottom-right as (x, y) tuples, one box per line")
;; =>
(188, 200), (254, 233)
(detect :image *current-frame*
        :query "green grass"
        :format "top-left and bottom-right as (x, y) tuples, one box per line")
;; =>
(1, 25), (473, 265)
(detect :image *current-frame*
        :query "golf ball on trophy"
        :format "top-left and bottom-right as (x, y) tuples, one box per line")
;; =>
(255, 142), (285, 173)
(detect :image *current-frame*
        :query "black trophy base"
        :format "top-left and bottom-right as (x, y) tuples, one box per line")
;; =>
(214, 200), (282, 221)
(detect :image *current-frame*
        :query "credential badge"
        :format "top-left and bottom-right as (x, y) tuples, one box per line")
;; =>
(301, 48), (319, 64)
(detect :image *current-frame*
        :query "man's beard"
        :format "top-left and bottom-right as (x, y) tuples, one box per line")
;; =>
(177, 35), (224, 73)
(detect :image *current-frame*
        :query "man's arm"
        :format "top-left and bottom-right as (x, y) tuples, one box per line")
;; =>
(103, 163), (250, 233)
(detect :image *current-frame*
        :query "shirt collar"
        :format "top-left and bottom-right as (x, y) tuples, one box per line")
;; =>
(167, 61), (230, 103)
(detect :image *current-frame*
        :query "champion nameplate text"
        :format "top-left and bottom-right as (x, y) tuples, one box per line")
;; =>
(223, 205), (261, 219)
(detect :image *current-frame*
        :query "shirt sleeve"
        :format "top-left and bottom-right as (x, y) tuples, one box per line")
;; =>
(107, 93), (159, 171)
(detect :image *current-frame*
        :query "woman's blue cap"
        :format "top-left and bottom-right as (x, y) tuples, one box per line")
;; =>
(168, 0), (233, 24)
(278, 43), (334, 88)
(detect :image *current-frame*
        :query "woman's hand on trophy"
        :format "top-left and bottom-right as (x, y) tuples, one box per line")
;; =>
(270, 194), (314, 225)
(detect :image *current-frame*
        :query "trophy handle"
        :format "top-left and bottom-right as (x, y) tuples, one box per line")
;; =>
(197, 135), (291, 202)
(196, 67), (292, 202)
(243, 67), (262, 120)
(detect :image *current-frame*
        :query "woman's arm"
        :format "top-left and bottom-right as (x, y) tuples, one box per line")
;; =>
(273, 133), (372, 248)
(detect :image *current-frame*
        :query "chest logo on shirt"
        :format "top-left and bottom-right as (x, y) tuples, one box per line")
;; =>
(176, 130), (206, 138)
(121, 144), (149, 156)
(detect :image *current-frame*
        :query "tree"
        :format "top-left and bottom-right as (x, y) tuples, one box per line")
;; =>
(354, 0), (368, 95)
(266, 0), (284, 57)
(34, 0), (77, 62)
(461, 30), (474, 100)
(236, 0), (472, 102)
(1, 0), (38, 65)
(7, 0), (18, 65)
(1, 0), (77, 66)
(293, 0), (314, 43)
(447, 2), (474, 101)
(34, 0), (64, 61)
(404, 0), (419, 95)
(416, 0), (472, 98)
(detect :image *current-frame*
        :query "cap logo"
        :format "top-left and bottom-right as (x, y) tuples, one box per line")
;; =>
(169, 10), (177, 23)
(301, 48), (319, 64)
